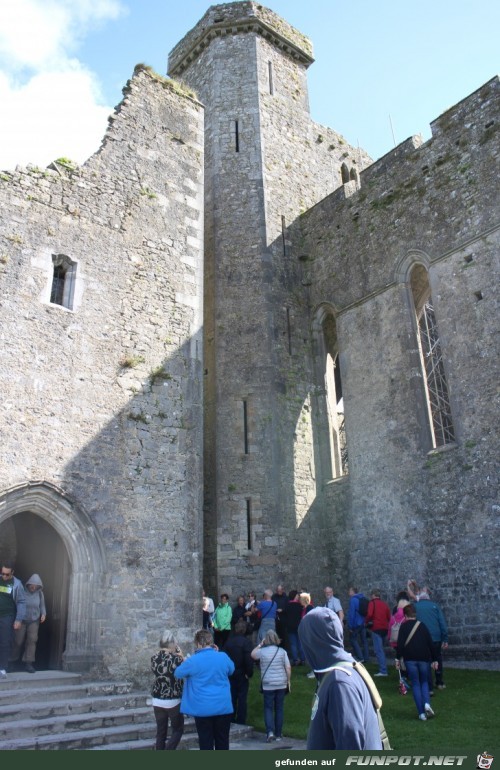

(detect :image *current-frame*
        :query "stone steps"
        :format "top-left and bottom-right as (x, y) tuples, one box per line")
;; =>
(0, 670), (253, 750)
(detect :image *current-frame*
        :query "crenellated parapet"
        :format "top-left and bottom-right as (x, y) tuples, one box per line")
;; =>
(168, 1), (314, 77)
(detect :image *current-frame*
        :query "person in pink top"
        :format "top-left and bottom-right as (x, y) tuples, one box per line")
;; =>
(388, 598), (411, 649)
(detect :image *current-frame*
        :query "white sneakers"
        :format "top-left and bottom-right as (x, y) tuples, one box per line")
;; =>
(425, 703), (435, 718)
(419, 713), (427, 721)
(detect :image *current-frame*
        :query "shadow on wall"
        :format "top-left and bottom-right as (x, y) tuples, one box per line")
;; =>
(0, 339), (203, 678)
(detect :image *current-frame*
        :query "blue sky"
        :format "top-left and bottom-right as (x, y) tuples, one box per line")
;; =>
(0, 0), (498, 170)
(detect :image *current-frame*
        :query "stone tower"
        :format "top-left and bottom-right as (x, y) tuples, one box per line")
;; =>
(168, 2), (371, 596)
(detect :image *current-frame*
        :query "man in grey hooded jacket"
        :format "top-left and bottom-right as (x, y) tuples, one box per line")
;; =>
(298, 606), (382, 750)
(12, 573), (46, 673)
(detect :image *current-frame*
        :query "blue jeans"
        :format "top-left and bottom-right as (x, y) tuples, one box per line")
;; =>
(288, 631), (304, 663)
(258, 618), (276, 642)
(370, 630), (387, 674)
(263, 688), (286, 737)
(350, 626), (370, 662)
(405, 660), (431, 716)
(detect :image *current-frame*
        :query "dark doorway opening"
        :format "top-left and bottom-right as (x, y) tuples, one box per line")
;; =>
(0, 512), (70, 669)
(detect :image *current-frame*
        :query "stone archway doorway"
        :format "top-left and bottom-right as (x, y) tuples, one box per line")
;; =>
(0, 481), (107, 672)
(0, 512), (70, 669)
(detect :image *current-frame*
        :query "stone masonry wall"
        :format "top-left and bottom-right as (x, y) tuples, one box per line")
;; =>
(292, 77), (500, 654)
(169, 3), (371, 601)
(0, 68), (205, 677)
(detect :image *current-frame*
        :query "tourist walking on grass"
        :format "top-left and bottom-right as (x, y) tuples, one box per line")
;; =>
(347, 586), (370, 663)
(150, 630), (185, 750)
(251, 629), (291, 743)
(414, 591), (449, 693)
(365, 588), (391, 676)
(396, 604), (438, 722)
(174, 629), (234, 750)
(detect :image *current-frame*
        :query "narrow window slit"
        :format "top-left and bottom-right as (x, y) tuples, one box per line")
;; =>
(286, 307), (292, 355)
(243, 399), (249, 454)
(268, 61), (274, 95)
(246, 499), (252, 550)
(234, 120), (239, 153)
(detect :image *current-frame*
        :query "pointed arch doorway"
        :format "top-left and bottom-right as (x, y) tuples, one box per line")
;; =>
(0, 512), (70, 669)
(0, 481), (107, 672)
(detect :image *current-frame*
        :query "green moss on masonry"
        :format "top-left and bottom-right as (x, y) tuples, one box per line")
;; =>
(133, 63), (198, 101)
(150, 366), (173, 385)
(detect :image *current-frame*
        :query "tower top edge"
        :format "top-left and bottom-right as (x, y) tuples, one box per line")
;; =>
(168, 2), (314, 77)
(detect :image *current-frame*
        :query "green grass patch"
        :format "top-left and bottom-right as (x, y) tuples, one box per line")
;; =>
(246, 663), (500, 751)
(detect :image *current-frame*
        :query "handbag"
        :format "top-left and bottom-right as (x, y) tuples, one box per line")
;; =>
(259, 646), (279, 693)
(398, 669), (407, 695)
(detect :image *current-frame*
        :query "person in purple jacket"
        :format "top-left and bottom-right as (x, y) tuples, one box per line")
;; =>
(299, 607), (382, 750)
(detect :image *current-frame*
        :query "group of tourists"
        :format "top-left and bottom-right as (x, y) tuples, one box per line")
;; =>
(151, 578), (450, 750)
(0, 561), (46, 679)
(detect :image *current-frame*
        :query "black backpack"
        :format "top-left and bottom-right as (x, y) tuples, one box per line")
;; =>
(358, 596), (369, 617)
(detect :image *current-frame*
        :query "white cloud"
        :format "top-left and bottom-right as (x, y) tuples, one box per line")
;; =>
(0, 0), (125, 170)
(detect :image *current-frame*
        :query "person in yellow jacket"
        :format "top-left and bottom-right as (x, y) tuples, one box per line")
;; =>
(213, 594), (232, 648)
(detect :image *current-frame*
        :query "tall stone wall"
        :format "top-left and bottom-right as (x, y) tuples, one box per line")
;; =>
(292, 76), (500, 654)
(0, 68), (205, 676)
(168, 2), (371, 599)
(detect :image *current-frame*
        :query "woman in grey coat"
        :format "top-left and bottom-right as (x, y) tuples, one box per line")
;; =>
(12, 573), (46, 673)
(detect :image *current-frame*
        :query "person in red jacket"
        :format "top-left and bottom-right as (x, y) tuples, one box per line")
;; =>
(365, 588), (391, 676)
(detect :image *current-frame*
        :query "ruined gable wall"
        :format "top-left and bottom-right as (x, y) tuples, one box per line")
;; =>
(292, 77), (500, 653)
(0, 69), (205, 676)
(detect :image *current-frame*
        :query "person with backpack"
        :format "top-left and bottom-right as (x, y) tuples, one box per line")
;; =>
(387, 598), (411, 651)
(298, 606), (383, 749)
(347, 586), (370, 663)
(365, 589), (391, 676)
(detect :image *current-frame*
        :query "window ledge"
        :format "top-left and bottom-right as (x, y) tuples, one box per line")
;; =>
(427, 442), (458, 457)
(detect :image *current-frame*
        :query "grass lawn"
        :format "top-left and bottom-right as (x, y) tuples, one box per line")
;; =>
(246, 662), (500, 752)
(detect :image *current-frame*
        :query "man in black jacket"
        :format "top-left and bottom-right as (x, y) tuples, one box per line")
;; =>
(223, 620), (254, 724)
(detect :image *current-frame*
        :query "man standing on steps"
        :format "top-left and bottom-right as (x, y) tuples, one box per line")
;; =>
(0, 561), (26, 679)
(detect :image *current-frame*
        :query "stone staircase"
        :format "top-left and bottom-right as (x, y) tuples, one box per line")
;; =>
(0, 671), (253, 750)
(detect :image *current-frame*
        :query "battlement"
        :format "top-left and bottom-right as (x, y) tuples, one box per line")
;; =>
(168, 1), (314, 77)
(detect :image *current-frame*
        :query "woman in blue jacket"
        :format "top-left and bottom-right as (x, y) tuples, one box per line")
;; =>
(174, 628), (235, 749)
